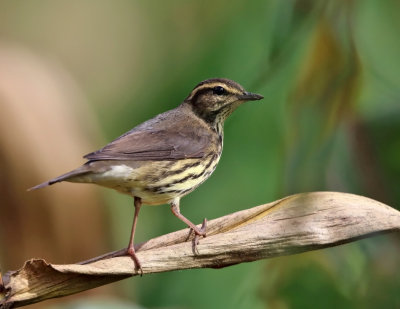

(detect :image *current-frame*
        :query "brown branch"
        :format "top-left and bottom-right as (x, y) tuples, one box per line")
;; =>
(1, 192), (400, 308)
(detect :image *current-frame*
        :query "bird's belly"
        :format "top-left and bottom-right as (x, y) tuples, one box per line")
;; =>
(82, 154), (221, 205)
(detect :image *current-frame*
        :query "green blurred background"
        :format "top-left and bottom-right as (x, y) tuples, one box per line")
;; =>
(1, 0), (399, 308)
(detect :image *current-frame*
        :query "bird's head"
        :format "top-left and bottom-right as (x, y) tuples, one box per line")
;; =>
(184, 78), (263, 126)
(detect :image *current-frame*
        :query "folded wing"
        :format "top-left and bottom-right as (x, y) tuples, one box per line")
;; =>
(84, 107), (212, 161)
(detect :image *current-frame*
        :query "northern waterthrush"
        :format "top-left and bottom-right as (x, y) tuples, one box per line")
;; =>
(30, 78), (263, 272)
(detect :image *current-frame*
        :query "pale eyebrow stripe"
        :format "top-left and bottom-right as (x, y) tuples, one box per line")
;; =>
(187, 83), (243, 100)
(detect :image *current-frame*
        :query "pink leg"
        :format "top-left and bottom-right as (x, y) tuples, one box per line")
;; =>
(127, 196), (143, 274)
(170, 199), (207, 253)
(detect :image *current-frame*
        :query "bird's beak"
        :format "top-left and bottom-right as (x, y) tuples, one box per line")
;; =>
(238, 92), (264, 101)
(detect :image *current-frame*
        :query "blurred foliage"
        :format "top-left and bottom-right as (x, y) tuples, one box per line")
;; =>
(1, 0), (400, 308)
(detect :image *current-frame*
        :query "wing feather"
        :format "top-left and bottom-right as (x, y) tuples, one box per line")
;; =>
(84, 105), (212, 161)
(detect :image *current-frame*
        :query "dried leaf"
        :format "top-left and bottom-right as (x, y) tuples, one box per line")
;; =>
(1, 192), (399, 308)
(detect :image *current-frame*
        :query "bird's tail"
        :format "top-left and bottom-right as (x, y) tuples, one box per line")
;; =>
(28, 165), (91, 191)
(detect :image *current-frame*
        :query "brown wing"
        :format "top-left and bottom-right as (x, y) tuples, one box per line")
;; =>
(84, 105), (212, 161)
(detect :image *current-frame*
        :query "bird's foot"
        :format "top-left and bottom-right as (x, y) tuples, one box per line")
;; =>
(189, 218), (207, 255)
(126, 246), (143, 276)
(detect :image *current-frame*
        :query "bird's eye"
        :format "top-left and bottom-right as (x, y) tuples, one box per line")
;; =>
(213, 86), (226, 95)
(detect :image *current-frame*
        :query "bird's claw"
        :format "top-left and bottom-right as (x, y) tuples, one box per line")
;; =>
(189, 218), (207, 255)
(127, 246), (143, 276)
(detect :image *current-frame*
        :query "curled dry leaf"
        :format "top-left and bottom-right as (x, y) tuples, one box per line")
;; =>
(1, 192), (400, 308)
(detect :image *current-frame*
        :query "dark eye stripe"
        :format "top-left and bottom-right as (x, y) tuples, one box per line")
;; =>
(189, 88), (212, 102)
(213, 86), (226, 95)
(186, 82), (242, 102)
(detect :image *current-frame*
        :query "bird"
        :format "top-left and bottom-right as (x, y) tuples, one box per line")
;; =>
(29, 78), (263, 273)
